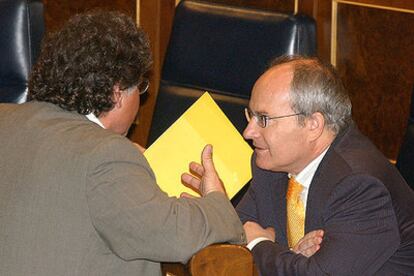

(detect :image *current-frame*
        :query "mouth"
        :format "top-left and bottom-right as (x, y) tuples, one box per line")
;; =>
(253, 144), (268, 153)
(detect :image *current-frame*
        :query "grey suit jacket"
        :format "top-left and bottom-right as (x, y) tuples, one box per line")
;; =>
(237, 125), (414, 275)
(0, 101), (245, 276)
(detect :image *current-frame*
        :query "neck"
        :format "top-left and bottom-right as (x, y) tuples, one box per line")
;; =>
(291, 129), (336, 175)
(313, 130), (335, 158)
(98, 113), (110, 129)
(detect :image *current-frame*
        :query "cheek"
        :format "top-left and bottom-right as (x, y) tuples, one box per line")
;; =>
(133, 101), (140, 117)
(263, 130), (299, 165)
(263, 131), (285, 154)
(130, 94), (140, 117)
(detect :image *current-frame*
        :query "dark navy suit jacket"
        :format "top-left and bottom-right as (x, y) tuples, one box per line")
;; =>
(237, 125), (414, 275)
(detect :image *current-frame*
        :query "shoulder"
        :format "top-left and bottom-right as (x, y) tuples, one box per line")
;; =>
(321, 126), (400, 186)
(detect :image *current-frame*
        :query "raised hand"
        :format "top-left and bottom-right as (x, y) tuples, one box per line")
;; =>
(181, 144), (225, 197)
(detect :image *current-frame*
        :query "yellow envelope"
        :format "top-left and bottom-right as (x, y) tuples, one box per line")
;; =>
(144, 92), (253, 198)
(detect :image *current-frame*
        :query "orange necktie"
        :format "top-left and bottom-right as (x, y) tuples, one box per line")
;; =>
(286, 176), (305, 248)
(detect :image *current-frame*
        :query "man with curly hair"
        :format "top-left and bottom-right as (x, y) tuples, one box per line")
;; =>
(0, 11), (245, 275)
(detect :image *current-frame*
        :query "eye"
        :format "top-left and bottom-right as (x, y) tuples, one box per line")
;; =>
(259, 115), (267, 128)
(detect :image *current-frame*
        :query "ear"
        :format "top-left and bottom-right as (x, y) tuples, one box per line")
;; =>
(306, 112), (325, 141)
(112, 84), (124, 109)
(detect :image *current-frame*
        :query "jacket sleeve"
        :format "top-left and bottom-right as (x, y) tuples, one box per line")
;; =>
(236, 154), (286, 227)
(236, 176), (260, 224)
(86, 136), (246, 263)
(237, 154), (272, 224)
(251, 174), (400, 276)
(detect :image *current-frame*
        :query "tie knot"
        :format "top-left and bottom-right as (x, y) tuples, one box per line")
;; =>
(287, 177), (303, 198)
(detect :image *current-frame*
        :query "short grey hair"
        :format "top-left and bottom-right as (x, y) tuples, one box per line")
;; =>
(269, 55), (352, 134)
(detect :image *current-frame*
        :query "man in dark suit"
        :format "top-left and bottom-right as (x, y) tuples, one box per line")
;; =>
(0, 11), (245, 275)
(236, 56), (414, 275)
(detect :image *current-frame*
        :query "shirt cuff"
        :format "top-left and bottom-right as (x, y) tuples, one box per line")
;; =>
(246, 237), (272, 251)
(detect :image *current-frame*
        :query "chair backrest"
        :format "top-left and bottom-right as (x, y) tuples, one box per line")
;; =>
(148, 0), (316, 144)
(0, 0), (45, 103)
(396, 84), (414, 190)
(162, 244), (257, 276)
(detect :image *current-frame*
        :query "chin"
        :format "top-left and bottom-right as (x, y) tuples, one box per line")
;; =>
(255, 157), (272, 171)
(256, 157), (286, 173)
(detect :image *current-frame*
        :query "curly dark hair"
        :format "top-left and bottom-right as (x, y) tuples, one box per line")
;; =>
(28, 10), (152, 116)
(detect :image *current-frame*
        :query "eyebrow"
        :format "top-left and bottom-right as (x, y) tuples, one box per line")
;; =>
(249, 107), (270, 116)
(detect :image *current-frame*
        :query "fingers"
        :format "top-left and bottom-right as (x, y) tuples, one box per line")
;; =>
(295, 230), (324, 247)
(181, 160), (203, 192)
(181, 173), (201, 191)
(189, 161), (204, 177)
(297, 235), (322, 252)
(292, 229), (324, 257)
(300, 244), (321, 258)
(306, 229), (324, 239)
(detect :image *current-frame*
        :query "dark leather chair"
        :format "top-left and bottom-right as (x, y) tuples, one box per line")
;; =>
(148, 0), (316, 144)
(0, 0), (45, 103)
(396, 85), (414, 190)
(149, 0), (316, 206)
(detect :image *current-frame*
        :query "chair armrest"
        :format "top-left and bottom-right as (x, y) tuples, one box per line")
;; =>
(162, 244), (257, 276)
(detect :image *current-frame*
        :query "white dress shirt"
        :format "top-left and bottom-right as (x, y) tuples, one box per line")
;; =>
(86, 113), (105, 128)
(289, 147), (329, 210)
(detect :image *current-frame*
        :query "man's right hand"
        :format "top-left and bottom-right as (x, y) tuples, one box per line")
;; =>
(180, 144), (226, 197)
(243, 221), (275, 243)
(292, 229), (324, 257)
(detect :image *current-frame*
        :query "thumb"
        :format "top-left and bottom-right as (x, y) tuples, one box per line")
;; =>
(201, 144), (216, 174)
(200, 144), (225, 195)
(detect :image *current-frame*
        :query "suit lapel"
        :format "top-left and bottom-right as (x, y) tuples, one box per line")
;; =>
(272, 174), (289, 246)
(305, 129), (351, 232)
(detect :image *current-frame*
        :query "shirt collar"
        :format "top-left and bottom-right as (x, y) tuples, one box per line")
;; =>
(86, 113), (105, 128)
(289, 146), (330, 190)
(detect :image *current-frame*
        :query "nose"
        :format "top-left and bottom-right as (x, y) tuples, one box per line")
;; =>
(243, 119), (260, 141)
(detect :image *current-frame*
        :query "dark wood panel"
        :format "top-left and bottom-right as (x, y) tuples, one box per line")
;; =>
(336, 3), (414, 159)
(43, 0), (136, 32)
(340, 0), (414, 10)
(129, 0), (176, 146)
(303, 0), (332, 62)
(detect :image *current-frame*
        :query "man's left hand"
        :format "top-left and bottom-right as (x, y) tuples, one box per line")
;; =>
(292, 229), (324, 257)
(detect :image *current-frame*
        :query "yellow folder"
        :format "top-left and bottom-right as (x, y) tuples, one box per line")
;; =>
(144, 92), (253, 198)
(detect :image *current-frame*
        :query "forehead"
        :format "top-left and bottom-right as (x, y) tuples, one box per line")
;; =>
(249, 64), (294, 113)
